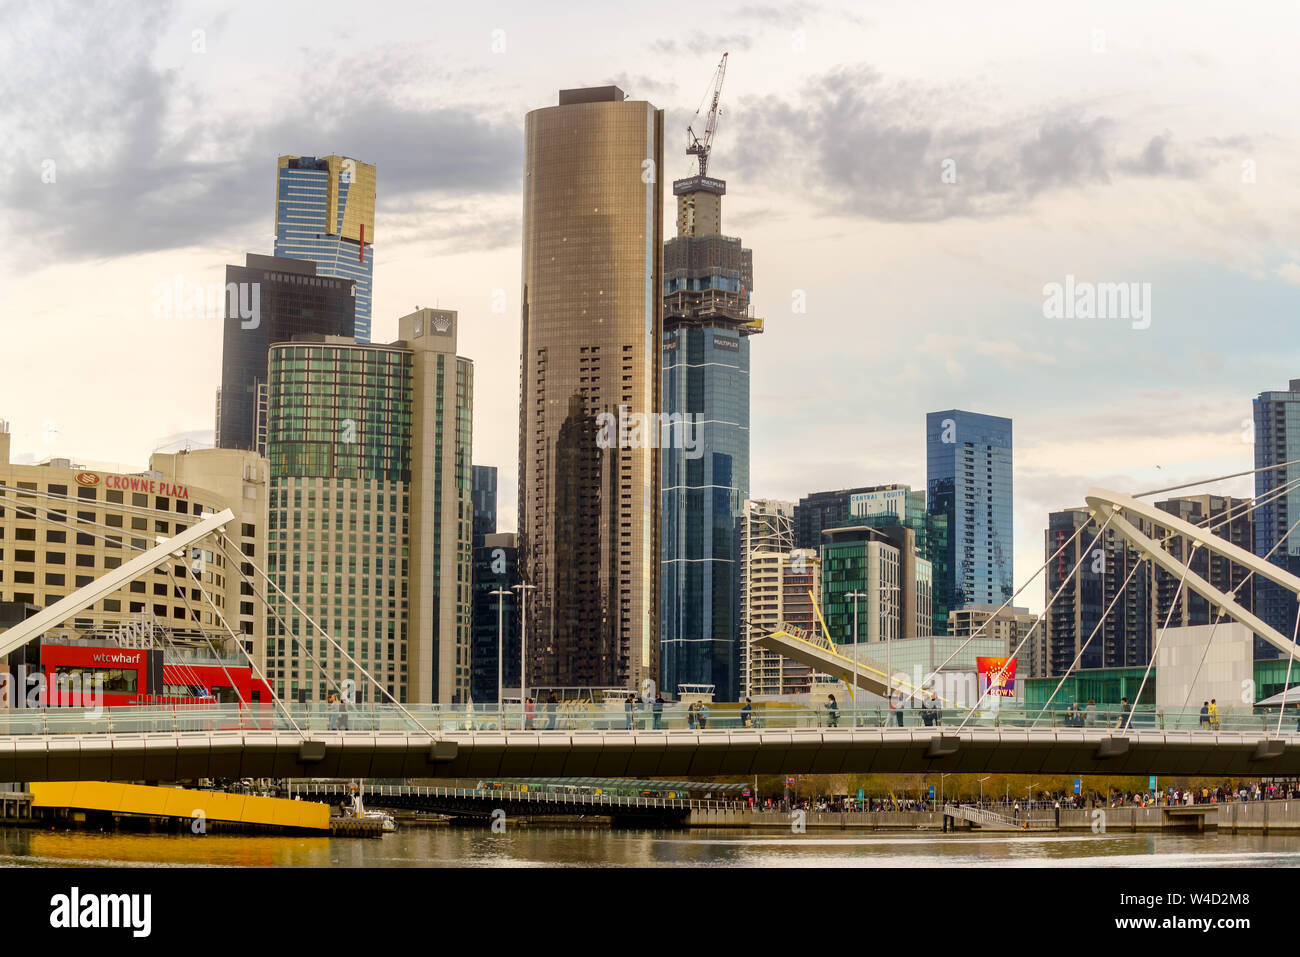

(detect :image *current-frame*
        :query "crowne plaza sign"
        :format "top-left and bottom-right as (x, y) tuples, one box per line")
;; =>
(75, 471), (191, 501)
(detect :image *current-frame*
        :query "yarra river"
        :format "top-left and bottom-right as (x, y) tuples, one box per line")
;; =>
(2, 827), (1300, 867)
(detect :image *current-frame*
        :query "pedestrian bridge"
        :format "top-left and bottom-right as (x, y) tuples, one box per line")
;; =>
(291, 781), (706, 824)
(2, 704), (1300, 781)
(942, 802), (1055, 831)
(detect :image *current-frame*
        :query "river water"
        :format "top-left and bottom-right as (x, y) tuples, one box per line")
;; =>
(3, 826), (1300, 867)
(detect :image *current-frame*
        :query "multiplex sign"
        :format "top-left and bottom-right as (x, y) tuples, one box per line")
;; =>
(73, 471), (190, 500)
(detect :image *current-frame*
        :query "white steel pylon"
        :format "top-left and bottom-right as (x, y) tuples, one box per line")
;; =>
(0, 508), (236, 659)
(1085, 488), (1300, 658)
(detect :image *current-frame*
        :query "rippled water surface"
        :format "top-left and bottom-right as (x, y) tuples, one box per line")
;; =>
(3, 826), (1300, 867)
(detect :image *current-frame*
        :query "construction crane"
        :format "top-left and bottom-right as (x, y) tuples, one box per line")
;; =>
(686, 53), (728, 177)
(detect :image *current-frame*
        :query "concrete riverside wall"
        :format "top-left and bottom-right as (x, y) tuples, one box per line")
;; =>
(1059, 801), (1300, 832)
(687, 801), (1300, 831)
(687, 809), (946, 829)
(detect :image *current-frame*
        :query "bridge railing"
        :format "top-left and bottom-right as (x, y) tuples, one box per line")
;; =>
(0, 702), (1296, 736)
(286, 781), (742, 812)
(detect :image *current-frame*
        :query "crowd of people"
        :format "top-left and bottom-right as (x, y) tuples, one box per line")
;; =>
(737, 780), (1300, 814)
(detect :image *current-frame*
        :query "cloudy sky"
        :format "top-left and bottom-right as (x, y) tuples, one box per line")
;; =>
(2, 0), (1298, 611)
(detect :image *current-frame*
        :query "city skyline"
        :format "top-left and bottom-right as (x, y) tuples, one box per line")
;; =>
(4, 0), (1299, 616)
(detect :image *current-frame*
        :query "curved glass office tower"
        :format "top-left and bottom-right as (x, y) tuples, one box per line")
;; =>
(518, 86), (664, 692)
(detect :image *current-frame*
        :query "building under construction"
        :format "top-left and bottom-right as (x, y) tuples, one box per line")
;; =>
(660, 54), (764, 701)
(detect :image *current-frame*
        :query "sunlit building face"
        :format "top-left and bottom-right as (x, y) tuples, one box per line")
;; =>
(518, 87), (664, 691)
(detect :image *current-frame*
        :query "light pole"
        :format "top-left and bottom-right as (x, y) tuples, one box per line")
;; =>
(490, 588), (510, 726)
(979, 776), (990, 806)
(846, 590), (867, 727)
(940, 772), (951, 808)
(879, 583), (901, 715)
(512, 582), (536, 729)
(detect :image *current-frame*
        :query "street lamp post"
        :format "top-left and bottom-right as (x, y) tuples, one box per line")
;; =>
(846, 590), (867, 727)
(512, 582), (537, 729)
(490, 588), (511, 727)
(979, 776), (990, 806)
(879, 583), (901, 716)
(940, 772), (951, 808)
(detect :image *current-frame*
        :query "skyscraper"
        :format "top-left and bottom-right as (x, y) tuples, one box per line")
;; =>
(264, 308), (472, 703)
(736, 498), (794, 697)
(1254, 379), (1300, 658)
(217, 254), (356, 454)
(1041, 495), (1250, 678)
(796, 484), (948, 634)
(518, 86), (664, 692)
(274, 155), (376, 342)
(820, 525), (933, 645)
(472, 465), (498, 544)
(469, 465), (518, 703)
(926, 410), (1014, 610)
(659, 146), (761, 702)
(471, 532), (519, 704)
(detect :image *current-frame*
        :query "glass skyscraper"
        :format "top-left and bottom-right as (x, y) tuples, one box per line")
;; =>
(659, 163), (761, 701)
(851, 485), (950, 636)
(264, 309), (473, 703)
(926, 409), (1013, 610)
(217, 254), (356, 455)
(518, 86), (664, 692)
(274, 155), (376, 342)
(1253, 380), (1300, 658)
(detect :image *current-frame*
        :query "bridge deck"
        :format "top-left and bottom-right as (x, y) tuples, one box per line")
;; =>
(2, 726), (1299, 782)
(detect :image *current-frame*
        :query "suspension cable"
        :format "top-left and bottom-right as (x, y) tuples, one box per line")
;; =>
(1030, 469), (1300, 725)
(956, 512), (1116, 731)
(1124, 544), (1198, 732)
(1133, 456), (1300, 498)
(222, 531), (439, 737)
(0, 485), (313, 733)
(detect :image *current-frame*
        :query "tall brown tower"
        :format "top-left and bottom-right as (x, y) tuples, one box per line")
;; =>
(518, 86), (664, 692)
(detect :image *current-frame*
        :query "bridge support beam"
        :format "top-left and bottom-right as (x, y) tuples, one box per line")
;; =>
(298, 741), (327, 763)
(428, 741), (458, 764)
(926, 735), (959, 758)
(1253, 739), (1285, 761)
(1095, 737), (1130, 759)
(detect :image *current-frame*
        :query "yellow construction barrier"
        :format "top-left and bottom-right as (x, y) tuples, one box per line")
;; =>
(30, 781), (329, 831)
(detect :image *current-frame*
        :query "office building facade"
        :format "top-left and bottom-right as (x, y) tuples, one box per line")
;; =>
(1041, 495), (1251, 679)
(820, 525), (933, 646)
(1254, 380), (1300, 658)
(149, 447), (269, 669)
(264, 309), (472, 703)
(518, 86), (664, 692)
(217, 254), (355, 454)
(736, 499), (794, 697)
(745, 548), (819, 697)
(0, 432), (253, 659)
(471, 531), (519, 703)
(926, 410), (1014, 610)
(850, 485), (950, 636)
(660, 156), (761, 702)
(274, 155), (376, 342)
